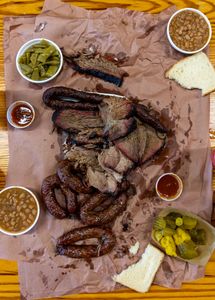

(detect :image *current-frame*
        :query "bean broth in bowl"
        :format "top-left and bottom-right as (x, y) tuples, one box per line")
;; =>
(0, 186), (39, 235)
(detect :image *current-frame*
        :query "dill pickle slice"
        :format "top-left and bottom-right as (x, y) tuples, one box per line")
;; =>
(183, 216), (197, 230)
(162, 227), (175, 236)
(175, 217), (183, 226)
(190, 228), (206, 245)
(177, 240), (198, 259)
(153, 217), (166, 230)
(154, 230), (163, 242)
(164, 216), (176, 229)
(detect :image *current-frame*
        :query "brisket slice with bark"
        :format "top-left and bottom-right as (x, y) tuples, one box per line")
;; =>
(106, 118), (136, 141)
(99, 97), (136, 141)
(141, 125), (166, 163)
(99, 97), (134, 121)
(135, 103), (167, 133)
(114, 124), (147, 163)
(52, 109), (104, 133)
(63, 53), (128, 87)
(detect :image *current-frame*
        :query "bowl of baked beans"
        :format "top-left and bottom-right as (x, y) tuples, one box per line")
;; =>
(167, 8), (212, 54)
(0, 186), (40, 236)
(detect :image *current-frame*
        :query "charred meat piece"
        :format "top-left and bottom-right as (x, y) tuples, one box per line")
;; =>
(65, 148), (121, 194)
(52, 109), (104, 133)
(64, 147), (98, 171)
(135, 103), (167, 133)
(56, 226), (116, 258)
(63, 52), (127, 87)
(98, 146), (134, 175)
(43, 86), (103, 109)
(141, 125), (166, 163)
(80, 192), (128, 226)
(114, 124), (147, 163)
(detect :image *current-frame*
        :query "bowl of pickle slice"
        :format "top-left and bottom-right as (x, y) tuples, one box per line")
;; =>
(152, 208), (215, 266)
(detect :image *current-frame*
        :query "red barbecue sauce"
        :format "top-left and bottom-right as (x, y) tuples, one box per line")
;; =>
(11, 104), (33, 127)
(157, 174), (179, 199)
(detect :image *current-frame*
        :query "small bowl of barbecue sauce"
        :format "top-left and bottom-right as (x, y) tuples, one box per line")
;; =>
(155, 173), (183, 201)
(7, 101), (35, 129)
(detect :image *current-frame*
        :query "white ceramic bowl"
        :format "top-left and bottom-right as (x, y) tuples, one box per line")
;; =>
(16, 38), (63, 84)
(0, 186), (40, 236)
(167, 8), (212, 54)
(7, 101), (35, 129)
(155, 172), (183, 201)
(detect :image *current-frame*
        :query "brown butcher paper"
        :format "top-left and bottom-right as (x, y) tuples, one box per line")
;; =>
(2, 0), (213, 299)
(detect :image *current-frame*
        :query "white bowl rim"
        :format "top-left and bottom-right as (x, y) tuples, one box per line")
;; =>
(16, 38), (63, 84)
(6, 100), (35, 129)
(0, 186), (40, 236)
(155, 172), (183, 201)
(166, 8), (212, 55)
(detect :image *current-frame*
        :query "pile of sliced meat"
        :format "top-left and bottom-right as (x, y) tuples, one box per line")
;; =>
(41, 86), (167, 258)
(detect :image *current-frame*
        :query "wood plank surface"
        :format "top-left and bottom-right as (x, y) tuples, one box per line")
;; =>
(0, 0), (215, 299)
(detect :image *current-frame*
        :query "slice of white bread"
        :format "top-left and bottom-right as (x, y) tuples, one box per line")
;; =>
(165, 52), (215, 96)
(113, 244), (164, 293)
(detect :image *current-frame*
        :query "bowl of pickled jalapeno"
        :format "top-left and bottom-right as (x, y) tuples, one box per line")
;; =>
(152, 208), (215, 266)
(16, 38), (63, 83)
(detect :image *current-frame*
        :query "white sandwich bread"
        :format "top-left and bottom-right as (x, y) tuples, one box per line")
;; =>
(113, 244), (164, 293)
(165, 52), (215, 96)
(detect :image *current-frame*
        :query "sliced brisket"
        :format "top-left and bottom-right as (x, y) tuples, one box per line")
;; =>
(114, 124), (147, 163)
(52, 109), (104, 133)
(63, 52), (127, 87)
(98, 146), (134, 175)
(135, 103), (167, 133)
(141, 125), (166, 163)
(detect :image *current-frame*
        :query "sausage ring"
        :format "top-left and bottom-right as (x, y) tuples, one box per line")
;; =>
(57, 160), (93, 194)
(41, 174), (77, 218)
(80, 192), (128, 226)
(56, 226), (116, 258)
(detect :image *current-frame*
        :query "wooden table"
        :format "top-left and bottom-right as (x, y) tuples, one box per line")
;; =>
(0, 0), (215, 299)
